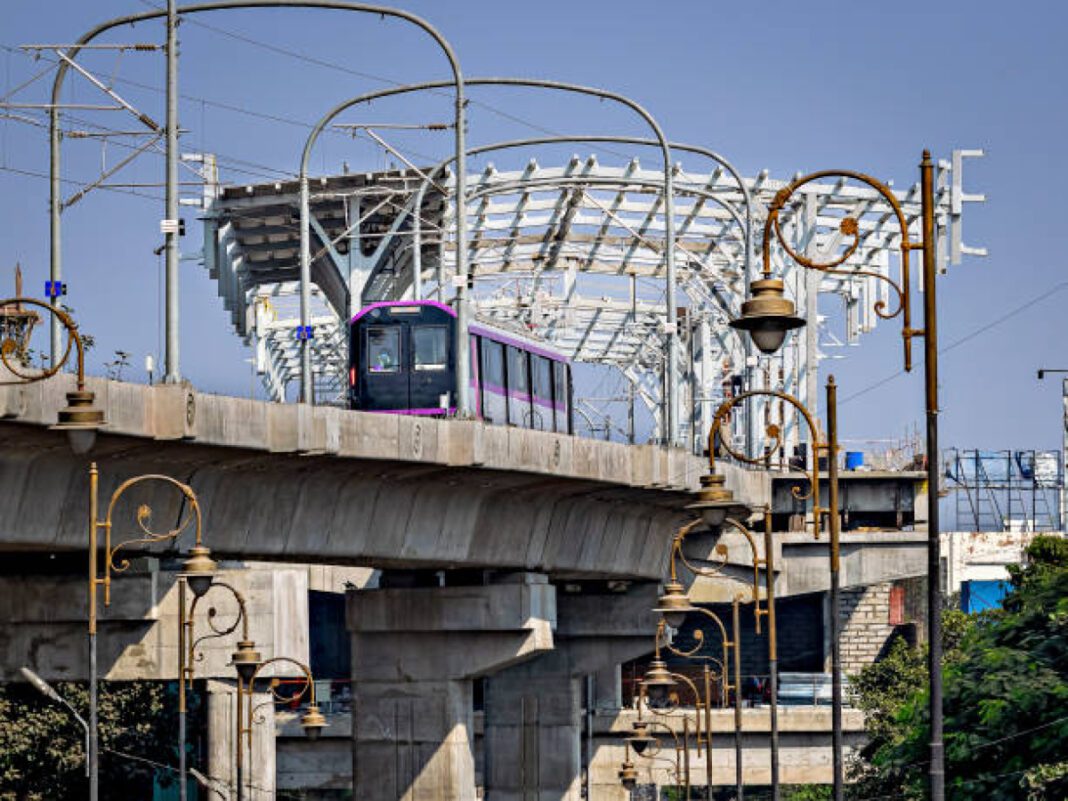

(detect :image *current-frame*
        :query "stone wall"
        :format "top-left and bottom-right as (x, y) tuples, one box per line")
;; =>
(838, 583), (896, 675)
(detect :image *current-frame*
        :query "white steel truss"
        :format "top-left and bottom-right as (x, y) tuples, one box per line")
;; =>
(202, 149), (985, 440)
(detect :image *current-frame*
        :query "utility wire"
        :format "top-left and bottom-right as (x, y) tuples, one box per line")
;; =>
(131, 0), (638, 160)
(839, 280), (1068, 405)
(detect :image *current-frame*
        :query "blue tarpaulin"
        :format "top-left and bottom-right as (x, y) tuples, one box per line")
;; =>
(960, 579), (1011, 613)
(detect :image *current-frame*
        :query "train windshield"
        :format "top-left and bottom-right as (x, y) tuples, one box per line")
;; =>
(368, 327), (401, 373)
(413, 326), (448, 371)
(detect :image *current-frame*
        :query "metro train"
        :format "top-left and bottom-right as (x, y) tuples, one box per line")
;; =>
(348, 300), (573, 433)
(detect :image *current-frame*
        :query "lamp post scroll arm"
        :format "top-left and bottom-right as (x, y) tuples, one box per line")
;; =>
(709, 390), (825, 534)
(100, 474), (202, 605)
(762, 169), (917, 366)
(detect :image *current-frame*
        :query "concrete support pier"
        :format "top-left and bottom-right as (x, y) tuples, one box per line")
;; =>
(483, 584), (659, 801)
(347, 574), (556, 801)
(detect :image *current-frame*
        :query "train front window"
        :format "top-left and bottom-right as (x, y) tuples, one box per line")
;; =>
(413, 326), (448, 371)
(367, 327), (401, 373)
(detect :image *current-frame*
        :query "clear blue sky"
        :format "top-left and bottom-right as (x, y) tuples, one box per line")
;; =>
(1, 0), (1066, 453)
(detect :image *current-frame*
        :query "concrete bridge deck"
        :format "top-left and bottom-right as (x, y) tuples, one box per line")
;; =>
(0, 374), (767, 579)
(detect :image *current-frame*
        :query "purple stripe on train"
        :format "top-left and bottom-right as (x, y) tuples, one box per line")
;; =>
(483, 381), (566, 412)
(349, 300), (456, 323)
(366, 407), (457, 416)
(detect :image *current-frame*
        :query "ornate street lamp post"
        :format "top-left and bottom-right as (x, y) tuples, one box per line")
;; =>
(232, 654), (327, 800)
(87, 465), (216, 801)
(730, 151), (944, 801)
(651, 589), (742, 799)
(668, 510), (783, 800)
(689, 380), (842, 800)
(0, 295), (104, 452)
(180, 580), (254, 801)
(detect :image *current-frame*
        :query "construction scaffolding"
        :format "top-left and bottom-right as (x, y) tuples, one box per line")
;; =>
(944, 448), (1063, 532)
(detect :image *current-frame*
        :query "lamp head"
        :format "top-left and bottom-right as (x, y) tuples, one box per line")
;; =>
(641, 658), (677, 708)
(300, 704), (328, 740)
(618, 759), (638, 790)
(230, 640), (261, 683)
(685, 472), (751, 529)
(654, 581), (694, 630)
(729, 278), (805, 355)
(53, 390), (105, 455)
(626, 720), (657, 756)
(179, 545), (217, 599)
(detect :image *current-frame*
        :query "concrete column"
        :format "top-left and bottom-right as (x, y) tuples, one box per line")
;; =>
(484, 664), (583, 801)
(207, 679), (276, 801)
(483, 584), (659, 801)
(348, 574), (556, 801)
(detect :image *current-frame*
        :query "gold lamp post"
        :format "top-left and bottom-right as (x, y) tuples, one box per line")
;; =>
(668, 510), (783, 800)
(729, 151), (943, 801)
(644, 628), (721, 795)
(649, 590), (741, 798)
(180, 580), (251, 801)
(621, 714), (691, 797)
(0, 294), (104, 453)
(234, 655), (327, 801)
(87, 464), (216, 801)
(692, 382), (842, 800)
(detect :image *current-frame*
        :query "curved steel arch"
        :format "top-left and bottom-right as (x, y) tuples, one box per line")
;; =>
(404, 135), (754, 300)
(298, 77), (681, 438)
(47, 1), (465, 388)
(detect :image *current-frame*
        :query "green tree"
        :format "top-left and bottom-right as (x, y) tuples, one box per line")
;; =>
(0, 680), (185, 800)
(849, 535), (1068, 800)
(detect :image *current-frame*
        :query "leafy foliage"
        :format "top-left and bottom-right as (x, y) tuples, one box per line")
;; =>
(0, 680), (183, 800)
(849, 535), (1068, 800)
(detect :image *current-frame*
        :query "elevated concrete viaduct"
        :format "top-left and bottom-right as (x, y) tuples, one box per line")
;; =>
(0, 374), (765, 577)
(0, 374), (931, 800)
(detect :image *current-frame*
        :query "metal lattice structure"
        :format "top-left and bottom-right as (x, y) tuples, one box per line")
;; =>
(945, 448), (1063, 532)
(203, 147), (985, 446)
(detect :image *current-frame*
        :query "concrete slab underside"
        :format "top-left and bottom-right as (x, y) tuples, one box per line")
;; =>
(0, 423), (691, 579)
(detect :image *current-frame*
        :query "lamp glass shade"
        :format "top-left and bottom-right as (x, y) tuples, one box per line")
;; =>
(700, 505), (728, 528)
(66, 428), (97, 456)
(646, 683), (669, 707)
(627, 734), (653, 755)
(749, 323), (789, 355)
(662, 609), (687, 629)
(186, 573), (214, 599)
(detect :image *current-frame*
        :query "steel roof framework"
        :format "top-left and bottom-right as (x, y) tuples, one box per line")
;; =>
(203, 149), (984, 444)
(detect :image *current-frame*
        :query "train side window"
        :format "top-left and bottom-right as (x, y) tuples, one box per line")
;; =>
(482, 339), (505, 386)
(412, 326), (448, 371)
(367, 327), (401, 373)
(507, 346), (529, 394)
(532, 355), (552, 400)
(553, 361), (567, 404)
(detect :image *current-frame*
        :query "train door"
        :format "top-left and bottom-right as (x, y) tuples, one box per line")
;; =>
(409, 323), (451, 411)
